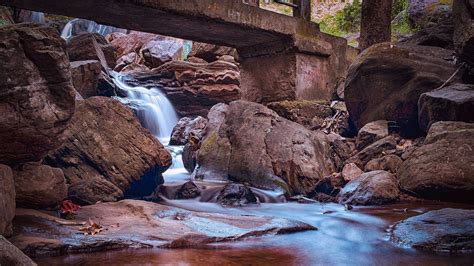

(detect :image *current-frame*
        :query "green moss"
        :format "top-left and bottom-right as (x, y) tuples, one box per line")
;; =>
(200, 132), (218, 154)
(273, 100), (330, 110)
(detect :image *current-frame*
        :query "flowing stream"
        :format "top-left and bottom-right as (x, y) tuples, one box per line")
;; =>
(36, 74), (474, 265)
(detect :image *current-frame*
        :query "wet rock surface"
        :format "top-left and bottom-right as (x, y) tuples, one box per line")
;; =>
(418, 83), (474, 132)
(46, 97), (172, 205)
(391, 208), (474, 252)
(175, 181), (201, 199)
(345, 43), (457, 137)
(13, 163), (67, 209)
(0, 23), (75, 166)
(217, 183), (259, 207)
(338, 170), (399, 205)
(398, 121), (474, 203)
(0, 165), (15, 237)
(196, 101), (336, 195)
(0, 236), (36, 266)
(10, 200), (315, 257)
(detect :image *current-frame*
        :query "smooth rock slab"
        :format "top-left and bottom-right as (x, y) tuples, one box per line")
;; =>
(10, 200), (314, 257)
(391, 208), (474, 252)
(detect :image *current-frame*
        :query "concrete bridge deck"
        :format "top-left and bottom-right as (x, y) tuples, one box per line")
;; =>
(1, 0), (353, 102)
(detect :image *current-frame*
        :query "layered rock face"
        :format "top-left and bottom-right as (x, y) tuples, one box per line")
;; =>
(130, 60), (241, 117)
(13, 163), (67, 209)
(418, 83), (474, 132)
(196, 101), (336, 195)
(46, 97), (172, 205)
(345, 43), (457, 137)
(398, 121), (474, 203)
(0, 23), (76, 166)
(0, 165), (15, 237)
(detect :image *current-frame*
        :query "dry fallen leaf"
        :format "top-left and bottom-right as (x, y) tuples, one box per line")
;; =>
(78, 218), (103, 235)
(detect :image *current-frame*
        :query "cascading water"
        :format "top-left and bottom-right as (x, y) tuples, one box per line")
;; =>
(61, 18), (127, 40)
(112, 73), (188, 181)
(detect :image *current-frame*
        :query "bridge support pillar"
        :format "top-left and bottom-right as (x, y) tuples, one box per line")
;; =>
(240, 50), (344, 104)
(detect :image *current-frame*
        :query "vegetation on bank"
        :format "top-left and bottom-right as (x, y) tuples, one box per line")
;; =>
(318, 0), (418, 46)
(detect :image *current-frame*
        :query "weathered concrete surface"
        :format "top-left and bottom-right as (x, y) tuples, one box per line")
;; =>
(1, 0), (349, 101)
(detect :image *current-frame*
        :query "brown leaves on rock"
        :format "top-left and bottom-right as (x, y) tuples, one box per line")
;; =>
(79, 218), (103, 235)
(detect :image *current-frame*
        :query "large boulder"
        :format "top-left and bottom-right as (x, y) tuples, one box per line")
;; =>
(130, 60), (241, 117)
(418, 83), (474, 132)
(347, 136), (398, 169)
(391, 208), (474, 252)
(345, 43), (457, 137)
(0, 23), (75, 166)
(338, 170), (400, 205)
(453, 0), (474, 67)
(70, 60), (101, 98)
(196, 101), (336, 195)
(67, 33), (116, 69)
(398, 121), (474, 203)
(46, 97), (172, 205)
(0, 236), (36, 266)
(13, 163), (67, 209)
(0, 165), (15, 237)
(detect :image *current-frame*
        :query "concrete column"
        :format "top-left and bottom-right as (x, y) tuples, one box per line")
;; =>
(293, 0), (311, 21)
(239, 49), (346, 103)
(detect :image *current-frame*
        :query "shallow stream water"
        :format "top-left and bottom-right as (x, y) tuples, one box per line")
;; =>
(34, 74), (474, 265)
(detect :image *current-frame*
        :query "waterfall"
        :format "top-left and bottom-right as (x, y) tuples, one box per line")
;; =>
(61, 18), (126, 40)
(112, 73), (178, 144)
(112, 73), (187, 181)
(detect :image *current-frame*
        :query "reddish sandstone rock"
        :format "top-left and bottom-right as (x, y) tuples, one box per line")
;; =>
(109, 31), (183, 71)
(418, 83), (474, 132)
(338, 170), (400, 205)
(391, 208), (474, 252)
(170, 116), (208, 146)
(0, 165), (15, 237)
(13, 163), (67, 209)
(0, 23), (75, 166)
(188, 42), (238, 62)
(46, 97), (172, 205)
(196, 101), (336, 195)
(10, 200), (315, 257)
(130, 60), (241, 117)
(67, 33), (116, 69)
(398, 121), (474, 203)
(70, 60), (101, 98)
(0, 236), (36, 266)
(345, 43), (457, 137)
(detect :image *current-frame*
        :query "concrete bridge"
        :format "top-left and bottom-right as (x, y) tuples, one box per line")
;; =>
(1, 0), (354, 102)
